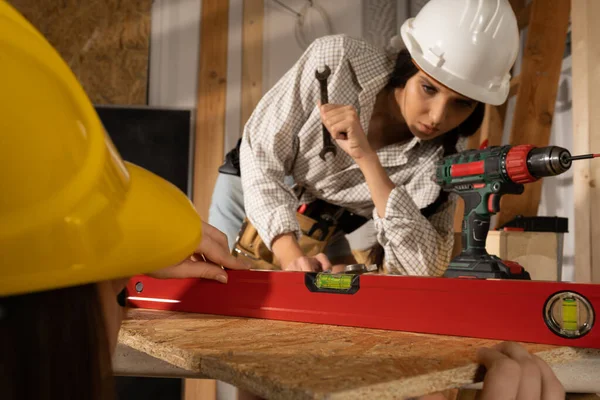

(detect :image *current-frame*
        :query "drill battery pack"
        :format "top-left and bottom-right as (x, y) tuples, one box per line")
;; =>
(497, 215), (568, 233)
(444, 253), (531, 280)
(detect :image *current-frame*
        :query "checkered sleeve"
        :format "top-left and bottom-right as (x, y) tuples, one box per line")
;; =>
(373, 159), (456, 276)
(239, 38), (338, 250)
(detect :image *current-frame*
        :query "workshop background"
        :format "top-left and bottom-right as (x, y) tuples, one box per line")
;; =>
(9, 0), (575, 280)
(7, 0), (577, 399)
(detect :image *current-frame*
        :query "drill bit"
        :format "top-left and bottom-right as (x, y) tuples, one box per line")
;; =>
(568, 153), (600, 161)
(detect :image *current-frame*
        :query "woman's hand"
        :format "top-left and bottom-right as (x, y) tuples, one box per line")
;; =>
(319, 103), (373, 160)
(147, 221), (250, 283)
(329, 264), (348, 274)
(417, 342), (564, 400)
(475, 341), (564, 400)
(282, 253), (332, 272)
(272, 233), (332, 272)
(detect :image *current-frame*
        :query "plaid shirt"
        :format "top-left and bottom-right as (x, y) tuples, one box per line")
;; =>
(239, 35), (459, 276)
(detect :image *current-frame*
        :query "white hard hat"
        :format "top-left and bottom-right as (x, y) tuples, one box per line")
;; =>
(399, 0), (519, 106)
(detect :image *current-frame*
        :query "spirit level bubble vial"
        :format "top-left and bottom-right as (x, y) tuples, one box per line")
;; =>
(305, 273), (360, 294)
(544, 291), (595, 339)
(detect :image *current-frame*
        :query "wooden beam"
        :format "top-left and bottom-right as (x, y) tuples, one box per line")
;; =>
(235, 10), (269, 398)
(193, 0), (230, 220)
(481, 103), (508, 148)
(572, 0), (600, 283)
(494, 0), (570, 229)
(187, 0), (229, 397)
(517, 2), (532, 30)
(509, 75), (520, 98)
(241, 0), (264, 129)
(509, 0), (526, 16)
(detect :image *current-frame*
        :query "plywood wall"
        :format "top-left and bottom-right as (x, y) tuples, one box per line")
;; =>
(9, 0), (151, 105)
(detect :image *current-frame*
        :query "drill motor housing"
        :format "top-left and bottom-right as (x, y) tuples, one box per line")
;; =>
(436, 144), (572, 279)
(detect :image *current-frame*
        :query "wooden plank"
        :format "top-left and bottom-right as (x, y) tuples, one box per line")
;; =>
(113, 343), (201, 378)
(494, 0), (570, 229)
(10, 0), (151, 105)
(485, 231), (561, 281)
(193, 0), (230, 220)
(572, 0), (600, 283)
(184, 379), (217, 400)
(119, 309), (594, 400)
(241, 0), (264, 128)
(187, 3), (230, 397)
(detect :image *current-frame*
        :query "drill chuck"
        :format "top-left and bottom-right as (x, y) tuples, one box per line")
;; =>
(505, 145), (572, 184)
(526, 146), (572, 178)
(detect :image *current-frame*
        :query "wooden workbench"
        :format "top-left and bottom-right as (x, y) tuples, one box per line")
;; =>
(116, 309), (600, 399)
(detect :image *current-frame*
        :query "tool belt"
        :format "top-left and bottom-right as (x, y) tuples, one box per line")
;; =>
(233, 199), (369, 270)
(220, 141), (372, 268)
(218, 138), (242, 177)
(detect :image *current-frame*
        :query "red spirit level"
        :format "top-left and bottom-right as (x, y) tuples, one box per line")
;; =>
(125, 270), (600, 349)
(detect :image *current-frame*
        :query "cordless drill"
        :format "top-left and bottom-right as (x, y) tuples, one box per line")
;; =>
(436, 144), (599, 279)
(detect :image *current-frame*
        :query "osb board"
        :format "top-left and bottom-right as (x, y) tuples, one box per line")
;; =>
(119, 309), (592, 400)
(9, 0), (151, 105)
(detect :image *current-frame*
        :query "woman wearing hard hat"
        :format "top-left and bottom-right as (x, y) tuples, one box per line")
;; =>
(0, 2), (248, 399)
(211, 0), (517, 275)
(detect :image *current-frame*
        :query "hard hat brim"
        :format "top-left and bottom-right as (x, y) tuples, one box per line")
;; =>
(2, 163), (203, 297)
(99, 161), (204, 279)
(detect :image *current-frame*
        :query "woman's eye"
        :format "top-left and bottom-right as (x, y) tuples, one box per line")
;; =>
(456, 100), (474, 108)
(422, 85), (436, 94)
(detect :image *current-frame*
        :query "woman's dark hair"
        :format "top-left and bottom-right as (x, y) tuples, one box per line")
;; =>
(0, 284), (115, 400)
(369, 49), (485, 266)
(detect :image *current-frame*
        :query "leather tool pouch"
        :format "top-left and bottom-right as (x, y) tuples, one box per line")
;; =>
(233, 212), (337, 270)
(233, 199), (369, 270)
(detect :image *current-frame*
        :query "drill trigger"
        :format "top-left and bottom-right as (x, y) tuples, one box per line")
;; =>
(488, 193), (502, 213)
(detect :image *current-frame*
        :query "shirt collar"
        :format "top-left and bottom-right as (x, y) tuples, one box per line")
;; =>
(348, 50), (395, 91)
(376, 135), (423, 167)
(345, 51), (395, 131)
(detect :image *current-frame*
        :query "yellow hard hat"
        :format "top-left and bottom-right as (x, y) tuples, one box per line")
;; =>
(0, 2), (203, 297)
